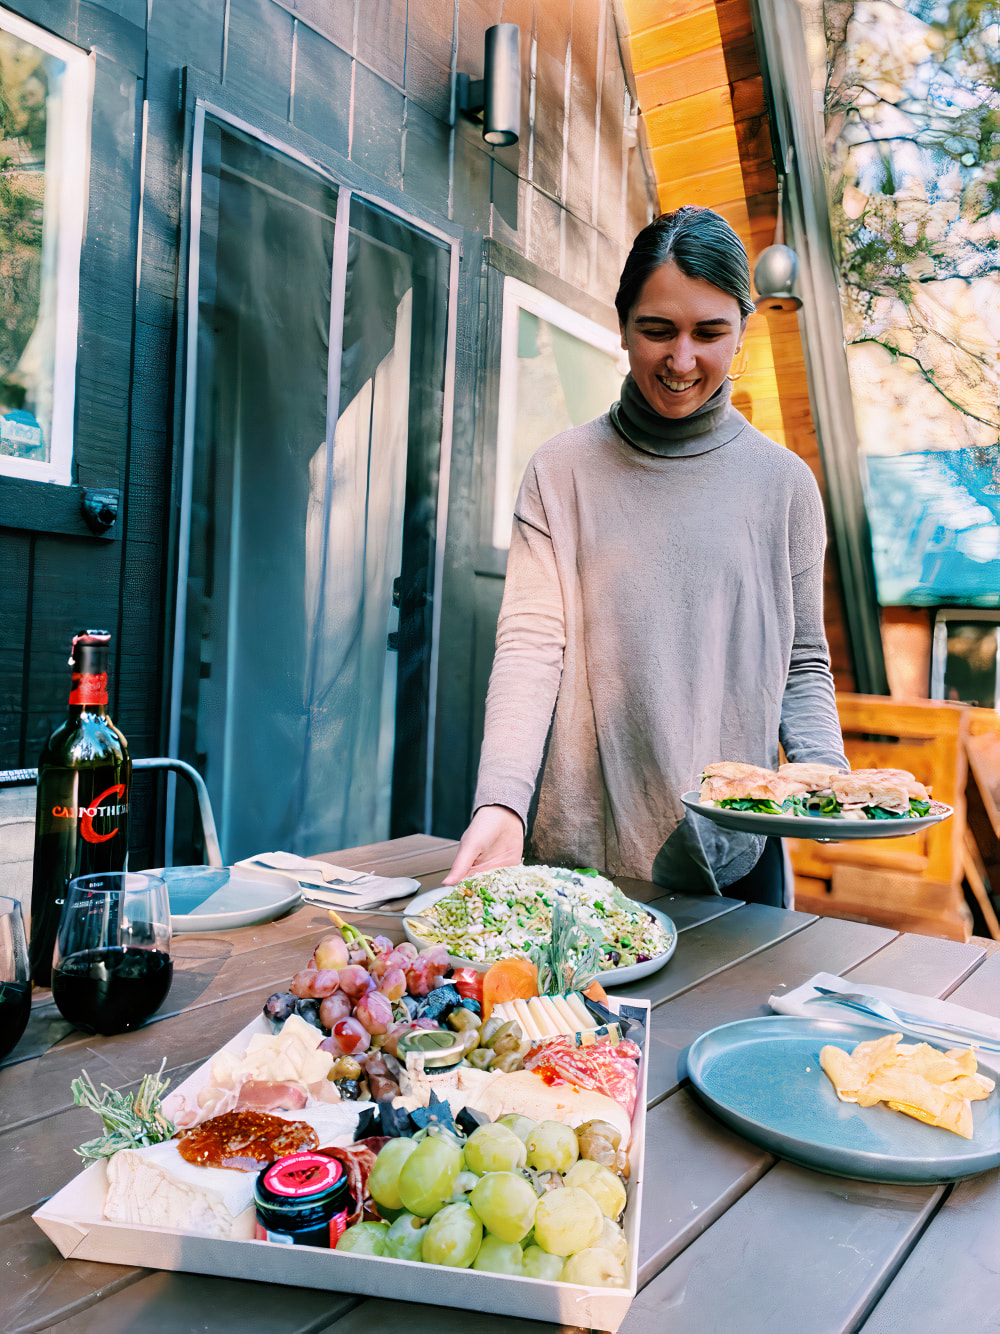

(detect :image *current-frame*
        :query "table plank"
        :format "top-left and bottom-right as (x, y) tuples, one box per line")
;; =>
(645, 892), (745, 932)
(0, 1209), (146, 1334)
(939, 947), (1000, 1010)
(645, 917), (897, 1104)
(612, 904), (816, 1008)
(859, 1170), (1000, 1334)
(845, 932), (984, 996)
(50, 1272), (359, 1334)
(316, 1299), (582, 1334)
(619, 1164), (944, 1334)
(637, 1088), (772, 1287)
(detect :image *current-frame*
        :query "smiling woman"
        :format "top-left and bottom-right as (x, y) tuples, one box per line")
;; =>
(446, 207), (849, 905)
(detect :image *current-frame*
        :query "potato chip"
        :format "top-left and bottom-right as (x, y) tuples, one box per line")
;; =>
(819, 1032), (902, 1102)
(819, 1032), (990, 1138)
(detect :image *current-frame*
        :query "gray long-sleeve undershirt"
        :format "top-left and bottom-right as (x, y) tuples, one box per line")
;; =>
(473, 408), (848, 893)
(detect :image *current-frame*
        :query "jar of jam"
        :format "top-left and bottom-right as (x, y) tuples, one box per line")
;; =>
(254, 1151), (350, 1247)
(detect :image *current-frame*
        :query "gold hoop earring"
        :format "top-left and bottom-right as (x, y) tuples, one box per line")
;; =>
(726, 347), (749, 383)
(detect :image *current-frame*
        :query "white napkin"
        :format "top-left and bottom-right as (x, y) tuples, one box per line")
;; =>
(769, 970), (1000, 1045)
(235, 852), (420, 907)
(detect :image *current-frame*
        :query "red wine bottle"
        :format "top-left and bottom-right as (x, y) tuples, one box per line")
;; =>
(28, 631), (131, 987)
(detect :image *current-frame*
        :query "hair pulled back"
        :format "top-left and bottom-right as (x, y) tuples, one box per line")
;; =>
(615, 206), (756, 325)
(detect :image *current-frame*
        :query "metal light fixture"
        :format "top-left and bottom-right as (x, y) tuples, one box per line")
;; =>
(754, 175), (803, 312)
(456, 23), (521, 147)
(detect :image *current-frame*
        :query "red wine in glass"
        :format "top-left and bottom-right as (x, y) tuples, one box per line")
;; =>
(0, 897), (30, 1061)
(51, 946), (173, 1035)
(52, 873), (172, 1036)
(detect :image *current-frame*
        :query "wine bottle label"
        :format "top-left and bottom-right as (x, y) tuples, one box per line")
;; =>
(69, 672), (109, 706)
(50, 783), (129, 842)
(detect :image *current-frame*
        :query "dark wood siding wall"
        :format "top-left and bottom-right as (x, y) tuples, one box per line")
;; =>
(0, 0), (653, 860)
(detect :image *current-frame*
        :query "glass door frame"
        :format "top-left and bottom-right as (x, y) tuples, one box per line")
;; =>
(165, 99), (461, 859)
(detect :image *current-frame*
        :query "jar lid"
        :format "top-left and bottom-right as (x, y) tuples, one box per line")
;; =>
(397, 1029), (466, 1069)
(256, 1152), (345, 1204)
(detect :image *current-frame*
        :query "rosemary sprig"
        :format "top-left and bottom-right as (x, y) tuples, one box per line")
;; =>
(528, 898), (603, 996)
(71, 1059), (176, 1161)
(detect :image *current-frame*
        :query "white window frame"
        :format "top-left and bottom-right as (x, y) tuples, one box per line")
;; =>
(0, 8), (91, 485)
(493, 277), (627, 549)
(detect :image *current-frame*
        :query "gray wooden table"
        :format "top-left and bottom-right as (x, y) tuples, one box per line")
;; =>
(3, 836), (999, 1334)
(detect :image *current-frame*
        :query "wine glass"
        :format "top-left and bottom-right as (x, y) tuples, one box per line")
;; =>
(0, 897), (30, 1061)
(52, 872), (173, 1035)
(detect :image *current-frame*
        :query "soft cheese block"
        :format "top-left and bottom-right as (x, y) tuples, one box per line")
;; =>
(104, 1140), (257, 1239)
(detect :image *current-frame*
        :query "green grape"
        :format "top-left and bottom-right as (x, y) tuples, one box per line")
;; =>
(533, 1186), (602, 1256)
(369, 1138), (419, 1211)
(336, 1221), (390, 1255)
(421, 1201), (483, 1268)
(560, 1246), (627, 1288)
(451, 1169), (479, 1199)
(521, 1245), (564, 1281)
(384, 1212), (429, 1261)
(463, 1123), (527, 1175)
(497, 1113), (537, 1143)
(397, 1135), (463, 1218)
(562, 1160), (627, 1219)
(525, 1120), (579, 1174)
(596, 1216), (629, 1267)
(469, 1171), (538, 1243)
(473, 1234), (524, 1274)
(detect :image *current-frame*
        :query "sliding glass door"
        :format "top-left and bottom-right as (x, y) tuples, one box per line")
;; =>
(172, 114), (452, 863)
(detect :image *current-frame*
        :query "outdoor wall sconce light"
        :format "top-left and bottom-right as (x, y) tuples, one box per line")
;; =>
(753, 172), (803, 312)
(753, 244), (802, 311)
(456, 23), (521, 147)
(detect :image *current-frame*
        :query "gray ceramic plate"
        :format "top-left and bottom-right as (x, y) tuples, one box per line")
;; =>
(681, 791), (953, 841)
(146, 865), (302, 933)
(685, 1015), (1000, 1184)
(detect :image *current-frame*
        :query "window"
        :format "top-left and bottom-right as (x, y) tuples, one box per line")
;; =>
(0, 12), (89, 484)
(931, 610), (999, 709)
(492, 279), (627, 549)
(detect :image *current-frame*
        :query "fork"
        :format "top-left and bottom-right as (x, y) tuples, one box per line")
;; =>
(804, 987), (1000, 1053)
(298, 892), (436, 932)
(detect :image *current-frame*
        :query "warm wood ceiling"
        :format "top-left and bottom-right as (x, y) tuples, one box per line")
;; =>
(622, 0), (855, 689)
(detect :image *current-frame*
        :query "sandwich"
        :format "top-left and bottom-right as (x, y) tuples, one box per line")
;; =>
(828, 769), (931, 820)
(699, 762), (799, 813)
(777, 762), (848, 791)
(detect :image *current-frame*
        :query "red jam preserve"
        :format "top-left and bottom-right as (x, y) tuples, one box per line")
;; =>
(253, 1151), (350, 1248)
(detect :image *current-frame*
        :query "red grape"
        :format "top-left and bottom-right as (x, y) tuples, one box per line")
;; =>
(355, 990), (393, 1035)
(411, 1017), (441, 1030)
(378, 967), (406, 1002)
(339, 964), (375, 999)
(290, 969), (319, 999)
(319, 993), (352, 1028)
(311, 969), (340, 997)
(405, 952), (448, 996)
(326, 1017), (371, 1055)
(314, 934), (350, 970)
(372, 935), (394, 955)
(393, 942), (419, 963)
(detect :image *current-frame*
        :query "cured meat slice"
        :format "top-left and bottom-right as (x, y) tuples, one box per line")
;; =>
(175, 1110), (318, 1171)
(523, 1037), (642, 1119)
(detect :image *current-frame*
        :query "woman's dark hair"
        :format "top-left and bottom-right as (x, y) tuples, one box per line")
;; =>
(615, 206), (756, 324)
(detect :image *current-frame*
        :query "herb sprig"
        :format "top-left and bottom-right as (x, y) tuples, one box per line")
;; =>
(71, 1059), (175, 1161)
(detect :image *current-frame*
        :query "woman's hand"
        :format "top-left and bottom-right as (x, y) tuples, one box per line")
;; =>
(443, 805), (524, 885)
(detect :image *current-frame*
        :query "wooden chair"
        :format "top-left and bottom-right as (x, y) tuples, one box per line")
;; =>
(790, 695), (974, 940)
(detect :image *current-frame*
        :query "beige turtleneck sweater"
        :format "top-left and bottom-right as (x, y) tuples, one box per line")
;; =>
(472, 387), (848, 892)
